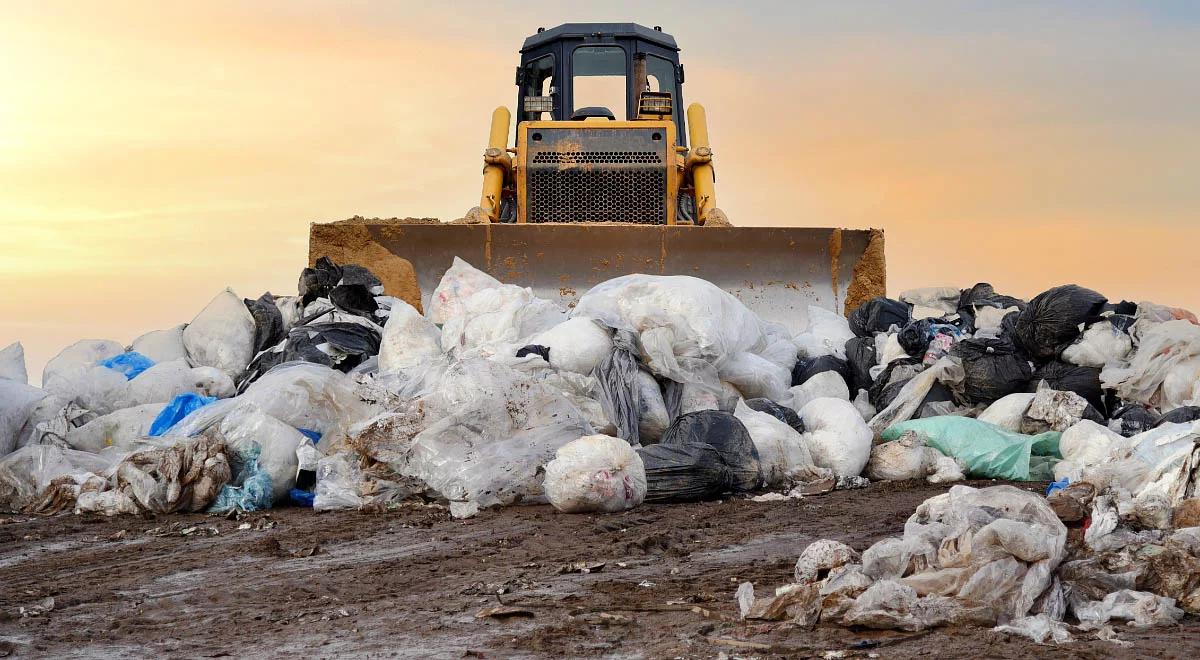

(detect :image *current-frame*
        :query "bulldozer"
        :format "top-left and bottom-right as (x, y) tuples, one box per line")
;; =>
(310, 23), (885, 329)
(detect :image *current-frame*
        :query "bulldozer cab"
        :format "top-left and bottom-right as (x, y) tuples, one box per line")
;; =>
(516, 23), (686, 142)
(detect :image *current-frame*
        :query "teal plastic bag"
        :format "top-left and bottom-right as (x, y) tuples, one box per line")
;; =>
(881, 417), (1061, 481)
(208, 445), (274, 512)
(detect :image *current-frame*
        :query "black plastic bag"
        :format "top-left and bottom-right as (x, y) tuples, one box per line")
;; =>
(329, 284), (379, 318)
(898, 319), (934, 356)
(1110, 403), (1159, 437)
(956, 283), (1026, 333)
(299, 257), (343, 305)
(637, 443), (734, 503)
(515, 344), (551, 362)
(594, 330), (642, 444)
(951, 338), (1033, 404)
(792, 355), (853, 389)
(1012, 285), (1108, 362)
(849, 297), (911, 337)
(661, 411), (761, 492)
(338, 264), (383, 291)
(1155, 406), (1200, 428)
(844, 336), (877, 393)
(1104, 301), (1138, 316)
(1030, 361), (1105, 414)
(745, 398), (804, 434)
(244, 292), (285, 354)
(868, 357), (924, 408)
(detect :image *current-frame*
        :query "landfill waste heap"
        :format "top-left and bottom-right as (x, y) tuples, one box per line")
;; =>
(3, 255), (1200, 644)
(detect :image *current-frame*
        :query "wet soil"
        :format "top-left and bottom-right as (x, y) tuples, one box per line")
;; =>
(2, 480), (1197, 659)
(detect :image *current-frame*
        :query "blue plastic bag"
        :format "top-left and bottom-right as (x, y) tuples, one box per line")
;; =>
(98, 351), (155, 380)
(1046, 477), (1070, 496)
(289, 488), (315, 508)
(208, 445), (275, 513)
(149, 392), (216, 437)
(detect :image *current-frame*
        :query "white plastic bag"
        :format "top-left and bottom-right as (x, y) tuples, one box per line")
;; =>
(734, 400), (819, 486)
(313, 453), (367, 511)
(441, 284), (566, 357)
(530, 317), (614, 376)
(183, 288), (256, 377)
(899, 287), (959, 315)
(795, 306), (855, 359)
(1059, 419), (1122, 468)
(378, 299), (443, 373)
(65, 404), (163, 452)
(41, 339), (128, 414)
(1102, 320), (1200, 406)
(787, 370), (850, 413)
(120, 359), (234, 408)
(0, 444), (122, 512)
(799, 398), (873, 478)
(977, 393), (1035, 432)
(636, 371), (670, 442)
(542, 434), (646, 513)
(879, 334), (909, 364)
(42, 339), (124, 385)
(1160, 357), (1200, 412)
(427, 256), (503, 325)
(219, 406), (308, 504)
(1062, 321), (1132, 369)
(718, 351), (790, 402)
(0, 342), (28, 384)
(130, 325), (188, 364)
(1, 380), (47, 457)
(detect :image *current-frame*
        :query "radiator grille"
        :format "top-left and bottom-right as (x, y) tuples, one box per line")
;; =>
(531, 151), (662, 165)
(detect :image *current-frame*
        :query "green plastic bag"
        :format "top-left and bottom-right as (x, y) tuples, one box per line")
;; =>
(880, 417), (1061, 481)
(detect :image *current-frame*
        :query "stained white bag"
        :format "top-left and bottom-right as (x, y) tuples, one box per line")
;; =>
(787, 371), (850, 414)
(799, 398), (873, 478)
(977, 393), (1036, 432)
(378, 299), (443, 373)
(441, 284), (566, 357)
(1, 380), (47, 457)
(1059, 420), (1122, 468)
(120, 359), (234, 408)
(795, 306), (855, 360)
(427, 257), (503, 325)
(183, 289), (256, 377)
(530, 317), (614, 376)
(130, 325), (188, 364)
(543, 434), (646, 513)
(867, 431), (937, 481)
(1062, 320), (1132, 369)
(0, 342), (28, 384)
(637, 371), (670, 442)
(734, 400), (817, 486)
(65, 404), (163, 452)
(718, 351), (790, 402)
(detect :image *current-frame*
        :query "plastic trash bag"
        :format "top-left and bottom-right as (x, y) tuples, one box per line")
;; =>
(791, 354), (853, 389)
(993, 614), (1073, 644)
(661, 410), (761, 491)
(956, 283), (1026, 333)
(795, 306), (855, 360)
(799, 398), (873, 478)
(900, 287), (960, 316)
(441, 282), (566, 357)
(1155, 406), (1200, 427)
(0, 342), (28, 384)
(120, 360), (233, 409)
(183, 288), (257, 377)
(1012, 285), (1108, 361)
(1109, 403), (1159, 437)
(1062, 318), (1133, 369)
(130, 325), (188, 364)
(244, 292), (286, 354)
(1073, 590), (1184, 629)
(849, 297), (911, 338)
(149, 392), (216, 437)
(745, 398), (804, 434)
(878, 333), (909, 366)
(66, 404), (165, 452)
(734, 400), (822, 487)
(868, 357), (965, 434)
(0, 444), (123, 513)
(427, 256), (503, 325)
(1059, 420), (1122, 469)
(844, 336), (877, 393)
(1102, 320), (1200, 407)
(636, 371), (670, 443)
(216, 406), (309, 504)
(881, 417), (1061, 481)
(977, 393), (1036, 432)
(637, 442), (733, 503)
(787, 370), (850, 413)
(78, 434), (231, 516)
(1021, 385), (1102, 434)
(718, 351), (789, 401)
(1160, 358), (1200, 412)
(17, 395), (94, 450)
(378, 299), (443, 373)
(573, 274), (765, 389)
(1031, 361), (1105, 414)
(313, 453), (368, 511)
(542, 434), (646, 513)
(529, 317), (614, 376)
(401, 358), (593, 517)
(593, 330), (643, 444)
(951, 338), (1033, 404)
(41, 339), (128, 415)
(866, 431), (944, 482)
(1, 380), (47, 457)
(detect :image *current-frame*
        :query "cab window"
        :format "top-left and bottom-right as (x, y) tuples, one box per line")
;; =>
(572, 46), (626, 119)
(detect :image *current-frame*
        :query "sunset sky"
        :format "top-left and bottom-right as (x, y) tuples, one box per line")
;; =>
(2, 1), (1198, 381)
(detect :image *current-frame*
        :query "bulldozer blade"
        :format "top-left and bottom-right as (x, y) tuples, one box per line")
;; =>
(309, 222), (885, 332)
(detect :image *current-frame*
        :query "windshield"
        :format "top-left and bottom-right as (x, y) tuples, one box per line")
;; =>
(572, 46), (626, 119)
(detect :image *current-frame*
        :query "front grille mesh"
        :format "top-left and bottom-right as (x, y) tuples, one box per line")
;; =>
(529, 165), (666, 223)
(532, 151), (662, 165)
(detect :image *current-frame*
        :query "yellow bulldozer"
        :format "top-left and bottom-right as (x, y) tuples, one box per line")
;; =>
(310, 23), (884, 328)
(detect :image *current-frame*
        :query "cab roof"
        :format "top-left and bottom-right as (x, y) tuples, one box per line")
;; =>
(521, 23), (679, 53)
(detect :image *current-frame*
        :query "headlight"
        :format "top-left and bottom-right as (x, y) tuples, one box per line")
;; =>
(523, 96), (554, 114)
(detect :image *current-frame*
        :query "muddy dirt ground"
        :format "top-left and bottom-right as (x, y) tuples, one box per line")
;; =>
(2, 480), (1198, 659)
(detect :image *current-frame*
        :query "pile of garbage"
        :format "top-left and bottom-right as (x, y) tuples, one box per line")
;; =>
(3, 259), (1199, 523)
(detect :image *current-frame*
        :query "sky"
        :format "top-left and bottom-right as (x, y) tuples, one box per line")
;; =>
(2, 0), (1198, 381)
